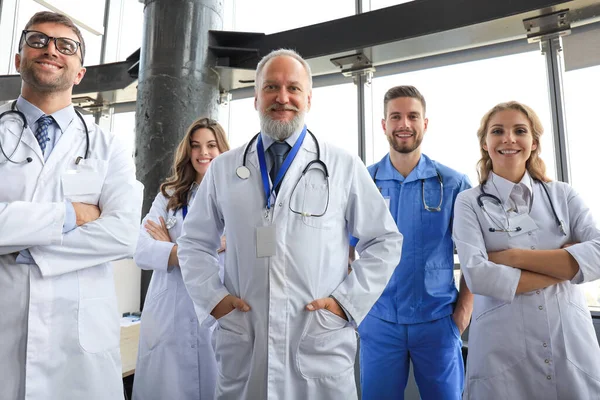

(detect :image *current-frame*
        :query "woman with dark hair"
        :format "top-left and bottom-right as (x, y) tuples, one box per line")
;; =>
(132, 117), (230, 400)
(453, 101), (600, 399)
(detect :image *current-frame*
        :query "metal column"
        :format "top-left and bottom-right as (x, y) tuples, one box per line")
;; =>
(136, 0), (223, 307)
(541, 36), (571, 183)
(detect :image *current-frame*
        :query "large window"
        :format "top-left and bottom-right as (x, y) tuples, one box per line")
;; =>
(564, 63), (600, 309)
(224, 0), (355, 34)
(368, 50), (556, 185)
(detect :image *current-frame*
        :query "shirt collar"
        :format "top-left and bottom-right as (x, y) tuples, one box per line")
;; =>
(374, 153), (438, 183)
(488, 171), (533, 205)
(16, 96), (76, 134)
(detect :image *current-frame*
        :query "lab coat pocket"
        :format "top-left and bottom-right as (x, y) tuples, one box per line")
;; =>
(78, 297), (120, 354)
(138, 279), (175, 354)
(292, 180), (339, 230)
(557, 290), (600, 380)
(296, 309), (356, 379)
(468, 299), (526, 379)
(61, 159), (107, 204)
(215, 310), (252, 381)
(77, 265), (120, 353)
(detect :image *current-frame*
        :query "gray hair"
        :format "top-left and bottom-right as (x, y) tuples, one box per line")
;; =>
(254, 49), (313, 92)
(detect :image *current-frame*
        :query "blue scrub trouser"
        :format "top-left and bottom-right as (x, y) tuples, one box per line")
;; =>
(359, 314), (464, 400)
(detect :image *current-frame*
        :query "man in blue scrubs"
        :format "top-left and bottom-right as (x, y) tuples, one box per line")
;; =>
(350, 85), (473, 399)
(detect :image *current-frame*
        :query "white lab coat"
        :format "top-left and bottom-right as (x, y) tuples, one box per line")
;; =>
(453, 172), (600, 400)
(177, 134), (403, 400)
(0, 103), (143, 400)
(132, 191), (221, 400)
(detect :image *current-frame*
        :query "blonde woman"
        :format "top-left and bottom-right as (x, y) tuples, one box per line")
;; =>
(453, 101), (600, 399)
(132, 118), (230, 400)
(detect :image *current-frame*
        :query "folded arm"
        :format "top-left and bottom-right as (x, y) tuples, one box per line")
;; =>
(134, 193), (177, 272)
(29, 139), (143, 277)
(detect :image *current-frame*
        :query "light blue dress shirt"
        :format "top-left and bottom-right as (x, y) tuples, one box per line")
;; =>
(15, 96), (77, 264)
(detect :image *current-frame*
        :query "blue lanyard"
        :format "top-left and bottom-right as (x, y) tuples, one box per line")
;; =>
(182, 204), (188, 220)
(256, 126), (307, 210)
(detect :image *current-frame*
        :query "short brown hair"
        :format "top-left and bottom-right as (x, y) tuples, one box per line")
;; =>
(21, 11), (86, 64)
(383, 85), (426, 117)
(476, 101), (550, 184)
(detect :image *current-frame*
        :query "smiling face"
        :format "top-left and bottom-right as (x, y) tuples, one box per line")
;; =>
(382, 96), (428, 155)
(483, 109), (538, 180)
(254, 55), (312, 140)
(190, 127), (221, 180)
(15, 22), (86, 97)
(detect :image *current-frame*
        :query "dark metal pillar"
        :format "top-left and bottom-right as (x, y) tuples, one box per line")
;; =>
(136, 0), (223, 309)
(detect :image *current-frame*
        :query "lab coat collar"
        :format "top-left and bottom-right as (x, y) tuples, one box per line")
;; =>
(488, 171), (533, 206)
(373, 153), (438, 183)
(246, 125), (317, 170)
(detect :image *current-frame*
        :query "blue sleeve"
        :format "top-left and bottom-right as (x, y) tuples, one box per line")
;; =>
(63, 201), (77, 233)
(349, 234), (358, 247)
(459, 174), (473, 193)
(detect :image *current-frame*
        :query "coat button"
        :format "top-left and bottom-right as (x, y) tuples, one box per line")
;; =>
(547, 375), (552, 380)
(536, 290), (541, 294)
(530, 246), (536, 250)
(539, 306), (544, 310)
(545, 359), (550, 364)
(543, 342), (548, 347)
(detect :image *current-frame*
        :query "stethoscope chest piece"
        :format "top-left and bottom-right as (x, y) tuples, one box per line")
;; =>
(236, 166), (250, 180)
(165, 216), (177, 229)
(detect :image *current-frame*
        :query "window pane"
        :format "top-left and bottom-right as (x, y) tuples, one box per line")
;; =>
(364, 0), (415, 12)
(368, 51), (556, 185)
(564, 63), (600, 309)
(226, 0), (355, 34)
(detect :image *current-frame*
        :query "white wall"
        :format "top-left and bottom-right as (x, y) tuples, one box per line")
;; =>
(113, 259), (141, 315)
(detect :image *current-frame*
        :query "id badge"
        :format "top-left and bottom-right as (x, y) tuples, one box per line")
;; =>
(508, 213), (539, 237)
(256, 224), (277, 257)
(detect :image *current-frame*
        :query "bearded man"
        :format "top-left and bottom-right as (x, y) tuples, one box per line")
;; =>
(177, 49), (403, 400)
(349, 85), (473, 400)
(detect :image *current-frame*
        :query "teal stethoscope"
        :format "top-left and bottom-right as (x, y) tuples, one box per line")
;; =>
(0, 100), (90, 165)
(372, 165), (444, 212)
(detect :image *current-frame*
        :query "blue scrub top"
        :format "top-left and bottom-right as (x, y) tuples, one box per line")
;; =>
(351, 154), (471, 324)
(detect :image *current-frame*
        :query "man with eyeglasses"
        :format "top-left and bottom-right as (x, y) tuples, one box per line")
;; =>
(349, 85), (473, 399)
(0, 11), (143, 400)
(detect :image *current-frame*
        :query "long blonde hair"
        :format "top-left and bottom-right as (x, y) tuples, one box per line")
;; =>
(160, 117), (230, 211)
(476, 101), (550, 184)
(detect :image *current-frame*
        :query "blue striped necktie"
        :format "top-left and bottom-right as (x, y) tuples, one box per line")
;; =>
(35, 115), (54, 154)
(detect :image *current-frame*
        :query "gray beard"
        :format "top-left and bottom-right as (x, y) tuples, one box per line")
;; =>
(259, 111), (305, 141)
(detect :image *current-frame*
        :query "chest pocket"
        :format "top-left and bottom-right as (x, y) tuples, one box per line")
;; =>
(61, 159), (108, 204)
(290, 172), (343, 230)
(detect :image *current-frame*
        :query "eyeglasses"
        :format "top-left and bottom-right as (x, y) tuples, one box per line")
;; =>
(20, 30), (83, 63)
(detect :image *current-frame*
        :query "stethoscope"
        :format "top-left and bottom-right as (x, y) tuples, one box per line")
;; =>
(235, 129), (330, 217)
(0, 100), (90, 165)
(372, 165), (444, 212)
(477, 179), (567, 235)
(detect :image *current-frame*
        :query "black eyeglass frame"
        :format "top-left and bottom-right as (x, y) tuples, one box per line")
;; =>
(20, 30), (84, 64)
